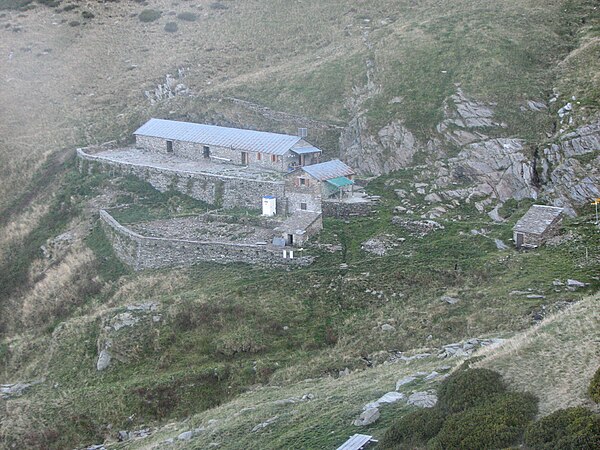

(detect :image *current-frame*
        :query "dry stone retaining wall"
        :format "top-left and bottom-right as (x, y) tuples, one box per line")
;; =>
(99, 210), (309, 270)
(78, 148), (286, 213)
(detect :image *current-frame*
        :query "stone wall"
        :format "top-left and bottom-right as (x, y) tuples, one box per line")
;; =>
(78, 148), (286, 213)
(99, 210), (311, 270)
(135, 135), (287, 171)
(322, 200), (375, 218)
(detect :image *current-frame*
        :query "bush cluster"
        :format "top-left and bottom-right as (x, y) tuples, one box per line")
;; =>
(381, 369), (537, 450)
(382, 368), (600, 449)
(525, 407), (600, 450)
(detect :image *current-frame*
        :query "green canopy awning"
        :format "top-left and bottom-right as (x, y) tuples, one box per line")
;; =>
(326, 176), (354, 188)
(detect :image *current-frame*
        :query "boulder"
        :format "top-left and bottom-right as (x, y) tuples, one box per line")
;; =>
(381, 324), (396, 332)
(396, 376), (417, 390)
(407, 391), (438, 408)
(440, 296), (459, 305)
(363, 392), (405, 410)
(96, 349), (111, 371)
(567, 279), (586, 287)
(353, 407), (380, 426)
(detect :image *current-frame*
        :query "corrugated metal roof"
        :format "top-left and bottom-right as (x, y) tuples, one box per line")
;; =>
(327, 176), (354, 188)
(513, 205), (564, 234)
(303, 159), (354, 181)
(134, 118), (303, 155)
(291, 146), (322, 155)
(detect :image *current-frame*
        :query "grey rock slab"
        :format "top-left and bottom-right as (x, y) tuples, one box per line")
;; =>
(494, 238), (509, 250)
(96, 349), (111, 371)
(440, 296), (459, 305)
(363, 392), (405, 410)
(381, 324), (396, 332)
(424, 371), (440, 381)
(567, 279), (586, 287)
(396, 376), (417, 390)
(178, 431), (193, 441)
(353, 407), (380, 426)
(252, 415), (279, 432)
(407, 391), (438, 408)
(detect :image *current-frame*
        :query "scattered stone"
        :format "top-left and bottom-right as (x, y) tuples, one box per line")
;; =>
(363, 392), (405, 410)
(111, 312), (140, 331)
(353, 407), (380, 426)
(178, 431), (193, 441)
(424, 193), (442, 203)
(407, 391), (438, 408)
(381, 324), (396, 332)
(440, 295), (459, 305)
(424, 371), (439, 381)
(526, 294), (545, 299)
(438, 338), (505, 358)
(252, 416), (278, 432)
(391, 217), (444, 237)
(396, 376), (417, 390)
(339, 368), (351, 378)
(394, 188), (408, 199)
(494, 238), (509, 250)
(0, 380), (42, 399)
(552, 279), (564, 286)
(96, 349), (111, 371)
(567, 279), (586, 288)
(394, 205), (407, 213)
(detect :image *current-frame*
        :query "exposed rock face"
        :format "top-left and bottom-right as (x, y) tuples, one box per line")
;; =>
(353, 407), (380, 426)
(340, 116), (421, 175)
(540, 120), (600, 214)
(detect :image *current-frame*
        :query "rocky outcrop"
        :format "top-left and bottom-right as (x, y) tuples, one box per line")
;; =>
(340, 116), (422, 175)
(540, 120), (600, 214)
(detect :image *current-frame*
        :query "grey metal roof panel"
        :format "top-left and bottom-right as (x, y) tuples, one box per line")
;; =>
(513, 205), (564, 234)
(303, 159), (355, 181)
(134, 118), (303, 155)
(291, 145), (322, 155)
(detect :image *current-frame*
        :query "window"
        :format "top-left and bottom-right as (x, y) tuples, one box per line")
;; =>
(203, 146), (210, 158)
(257, 152), (262, 161)
(299, 177), (308, 186)
(271, 155), (277, 163)
(300, 202), (307, 210)
(166, 140), (173, 153)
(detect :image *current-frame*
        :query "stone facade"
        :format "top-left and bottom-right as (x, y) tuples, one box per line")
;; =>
(322, 200), (376, 218)
(100, 210), (311, 270)
(512, 205), (564, 248)
(284, 171), (323, 213)
(136, 135), (289, 172)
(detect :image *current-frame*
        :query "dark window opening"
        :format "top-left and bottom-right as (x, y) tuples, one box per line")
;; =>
(300, 202), (307, 210)
(203, 146), (210, 158)
(166, 140), (173, 153)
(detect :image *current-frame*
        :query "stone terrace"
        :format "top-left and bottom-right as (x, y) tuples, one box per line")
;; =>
(88, 147), (285, 182)
(129, 216), (279, 245)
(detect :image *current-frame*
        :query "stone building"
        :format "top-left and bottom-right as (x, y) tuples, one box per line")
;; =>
(513, 204), (564, 248)
(134, 118), (322, 172)
(285, 159), (355, 213)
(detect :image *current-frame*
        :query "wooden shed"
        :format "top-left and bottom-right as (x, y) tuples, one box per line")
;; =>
(512, 205), (564, 248)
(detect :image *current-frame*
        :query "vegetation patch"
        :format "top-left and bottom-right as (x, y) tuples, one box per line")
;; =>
(164, 21), (178, 33)
(437, 368), (506, 415)
(177, 11), (198, 22)
(590, 366), (600, 403)
(138, 9), (161, 23)
(524, 407), (600, 450)
(380, 408), (445, 449)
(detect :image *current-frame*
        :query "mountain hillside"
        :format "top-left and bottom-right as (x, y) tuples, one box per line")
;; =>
(0, 1), (598, 449)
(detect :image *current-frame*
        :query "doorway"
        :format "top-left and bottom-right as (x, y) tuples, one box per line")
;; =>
(516, 232), (524, 248)
(241, 152), (248, 165)
(203, 146), (210, 158)
(166, 140), (173, 153)
(287, 234), (294, 246)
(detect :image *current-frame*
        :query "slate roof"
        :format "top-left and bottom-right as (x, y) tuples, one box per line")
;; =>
(513, 205), (564, 234)
(134, 118), (305, 155)
(291, 146), (322, 155)
(302, 159), (355, 181)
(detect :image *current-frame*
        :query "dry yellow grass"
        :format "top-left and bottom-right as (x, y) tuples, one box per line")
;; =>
(475, 294), (600, 415)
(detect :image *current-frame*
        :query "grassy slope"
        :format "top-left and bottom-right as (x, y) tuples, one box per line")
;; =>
(0, 0), (599, 448)
(477, 294), (600, 416)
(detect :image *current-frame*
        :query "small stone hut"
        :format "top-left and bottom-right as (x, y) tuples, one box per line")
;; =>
(513, 204), (564, 248)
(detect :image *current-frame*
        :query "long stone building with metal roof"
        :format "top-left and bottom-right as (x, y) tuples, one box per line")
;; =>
(134, 118), (322, 172)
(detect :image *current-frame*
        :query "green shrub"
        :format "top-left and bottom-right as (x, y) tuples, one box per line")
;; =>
(81, 10), (94, 19)
(590, 366), (600, 403)
(164, 21), (178, 33)
(138, 9), (161, 23)
(177, 11), (197, 21)
(525, 407), (600, 450)
(380, 408), (445, 449)
(437, 368), (506, 414)
(432, 392), (538, 450)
